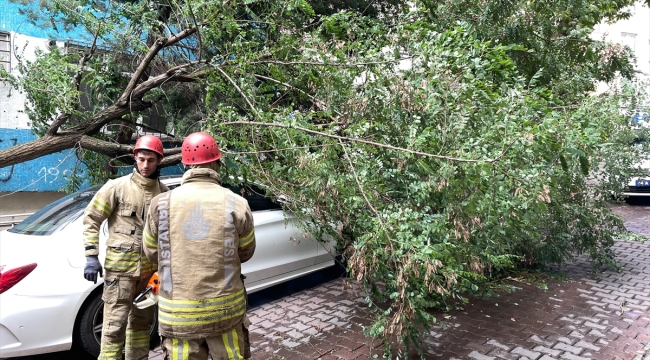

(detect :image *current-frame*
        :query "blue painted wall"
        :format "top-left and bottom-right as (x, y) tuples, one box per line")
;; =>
(0, 1), (183, 192)
(0, 128), (89, 191)
(0, 129), (184, 192)
(1, 1), (88, 192)
(0, 0), (81, 39)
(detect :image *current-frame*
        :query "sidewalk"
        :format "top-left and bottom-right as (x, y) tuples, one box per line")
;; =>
(150, 204), (650, 359)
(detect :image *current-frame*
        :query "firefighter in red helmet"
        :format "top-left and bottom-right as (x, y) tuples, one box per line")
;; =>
(82, 134), (169, 360)
(144, 132), (256, 360)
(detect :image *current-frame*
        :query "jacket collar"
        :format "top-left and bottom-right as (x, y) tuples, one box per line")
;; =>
(130, 168), (160, 188)
(181, 168), (222, 186)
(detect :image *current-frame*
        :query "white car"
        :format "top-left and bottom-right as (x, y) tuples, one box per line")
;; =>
(624, 112), (650, 198)
(0, 176), (337, 358)
(624, 157), (650, 198)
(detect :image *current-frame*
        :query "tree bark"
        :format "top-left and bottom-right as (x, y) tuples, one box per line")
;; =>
(0, 133), (182, 169)
(0, 133), (82, 168)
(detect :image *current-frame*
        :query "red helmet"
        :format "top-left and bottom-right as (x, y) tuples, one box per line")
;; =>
(133, 135), (164, 158)
(182, 132), (222, 165)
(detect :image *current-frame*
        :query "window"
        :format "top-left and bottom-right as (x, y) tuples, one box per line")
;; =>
(621, 32), (637, 52)
(226, 184), (283, 212)
(8, 186), (101, 236)
(0, 32), (10, 72)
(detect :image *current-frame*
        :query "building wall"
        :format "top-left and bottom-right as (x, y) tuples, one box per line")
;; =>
(1, 32), (54, 129)
(0, 10), (182, 202)
(592, 1), (650, 99)
(593, 2), (650, 77)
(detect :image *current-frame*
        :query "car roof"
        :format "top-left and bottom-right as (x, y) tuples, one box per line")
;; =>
(160, 175), (181, 186)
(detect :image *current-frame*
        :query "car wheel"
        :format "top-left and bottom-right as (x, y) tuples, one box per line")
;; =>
(74, 290), (103, 357)
(74, 290), (159, 357)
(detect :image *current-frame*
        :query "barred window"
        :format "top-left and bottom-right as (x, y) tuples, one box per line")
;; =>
(0, 32), (10, 72)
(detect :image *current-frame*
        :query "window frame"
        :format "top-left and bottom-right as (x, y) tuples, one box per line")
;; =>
(0, 31), (10, 72)
(621, 32), (637, 52)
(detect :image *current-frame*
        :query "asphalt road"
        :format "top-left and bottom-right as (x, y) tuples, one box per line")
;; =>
(5, 265), (346, 360)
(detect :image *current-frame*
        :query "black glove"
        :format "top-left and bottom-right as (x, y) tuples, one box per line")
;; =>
(84, 256), (103, 284)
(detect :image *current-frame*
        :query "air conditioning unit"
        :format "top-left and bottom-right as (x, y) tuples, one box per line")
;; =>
(45, 39), (59, 50)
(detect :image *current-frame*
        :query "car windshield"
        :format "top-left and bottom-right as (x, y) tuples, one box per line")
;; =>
(7, 182), (281, 236)
(8, 186), (100, 236)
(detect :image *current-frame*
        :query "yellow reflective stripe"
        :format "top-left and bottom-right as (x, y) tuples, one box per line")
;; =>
(141, 261), (157, 273)
(126, 330), (149, 348)
(125, 339), (149, 348)
(98, 342), (124, 360)
(104, 264), (138, 272)
(105, 255), (139, 262)
(172, 338), (178, 360)
(101, 342), (123, 350)
(144, 232), (157, 248)
(223, 328), (242, 360)
(104, 249), (142, 271)
(85, 233), (99, 245)
(105, 251), (140, 260)
(92, 198), (112, 215)
(171, 338), (189, 360)
(126, 340), (149, 347)
(239, 230), (255, 248)
(159, 302), (246, 326)
(158, 289), (245, 311)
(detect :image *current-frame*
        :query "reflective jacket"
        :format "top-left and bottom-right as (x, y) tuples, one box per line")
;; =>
(143, 168), (256, 339)
(83, 169), (169, 277)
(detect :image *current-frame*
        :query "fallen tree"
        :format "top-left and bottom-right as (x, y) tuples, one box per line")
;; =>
(2, 0), (649, 357)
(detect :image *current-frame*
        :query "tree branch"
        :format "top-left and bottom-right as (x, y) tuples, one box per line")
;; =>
(47, 114), (72, 137)
(80, 135), (181, 159)
(65, 99), (156, 134)
(0, 134), (81, 168)
(247, 57), (414, 67)
(160, 152), (182, 167)
(131, 67), (207, 99)
(220, 121), (502, 163)
(215, 66), (260, 118)
(252, 74), (343, 118)
(338, 137), (398, 261)
(164, 26), (198, 48)
(117, 37), (167, 105)
(47, 24), (102, 136)
(117, 26), (198, 106)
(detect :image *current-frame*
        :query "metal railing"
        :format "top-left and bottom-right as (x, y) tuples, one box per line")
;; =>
(0, 213), (33, 228)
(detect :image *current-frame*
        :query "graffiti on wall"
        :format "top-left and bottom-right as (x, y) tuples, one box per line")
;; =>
(0, 129), (184, 192)
(0, 128), (88, 192)
(0, 137), (16, 183)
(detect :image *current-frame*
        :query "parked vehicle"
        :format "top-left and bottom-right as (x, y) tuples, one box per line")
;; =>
(623, 156), (650, 198)
(624, 112), (650, 198)
(0, 176), (337, 358)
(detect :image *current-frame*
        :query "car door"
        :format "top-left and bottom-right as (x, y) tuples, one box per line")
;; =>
(230, 185), (319, 292)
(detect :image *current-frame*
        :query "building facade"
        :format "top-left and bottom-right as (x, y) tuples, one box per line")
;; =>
(592, 1), (650, 110)
(0, 2), (182, 227)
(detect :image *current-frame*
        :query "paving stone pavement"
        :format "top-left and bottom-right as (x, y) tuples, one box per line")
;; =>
(149, 204), (650, 359)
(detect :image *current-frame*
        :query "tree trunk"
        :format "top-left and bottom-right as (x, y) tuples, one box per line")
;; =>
(0, 134), (182, 169)
(0, 133), (82, 169)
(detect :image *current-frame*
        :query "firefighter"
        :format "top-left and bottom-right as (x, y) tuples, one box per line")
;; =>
(143, 132), (255, 360)
(83, 135), (169, 360)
